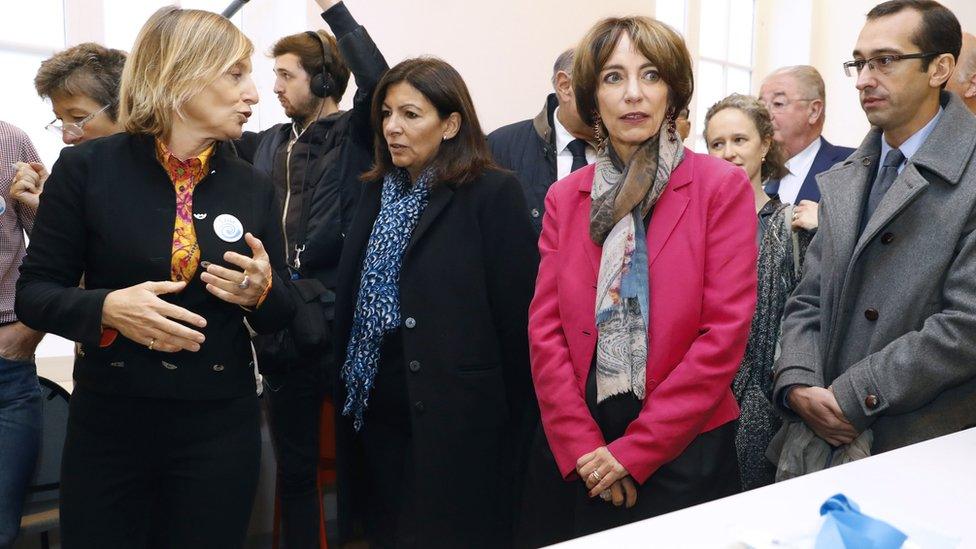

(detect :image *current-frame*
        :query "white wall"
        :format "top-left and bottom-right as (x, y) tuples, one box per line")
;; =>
(307, 0), (654, 133)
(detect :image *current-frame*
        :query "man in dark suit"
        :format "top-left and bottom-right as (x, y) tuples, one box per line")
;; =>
(760, 66), (854, 228)
(488, 49), (596, 233)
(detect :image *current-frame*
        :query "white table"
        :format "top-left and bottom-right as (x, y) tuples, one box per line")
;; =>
(555, 428), (976, 548)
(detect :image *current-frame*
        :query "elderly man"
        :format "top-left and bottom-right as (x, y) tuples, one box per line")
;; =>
(947, 31), (976, 112)
(488, 48), (596, 233)
(773, 0), (976, 469)
(759, 66), (854, 229)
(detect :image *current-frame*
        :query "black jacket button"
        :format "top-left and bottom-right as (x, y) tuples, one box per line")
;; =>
(414, 401), (425, 413)
(408, 360), (421, 373)
(404, 317), (416, 329)
(864, 308), (879, 321)
(881, 232), (894, 244)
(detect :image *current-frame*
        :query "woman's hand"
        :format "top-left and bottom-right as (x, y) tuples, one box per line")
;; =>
(200, 232), (272, 308)
(576, 446), (631, 498)
(10, 161), (48, 211)
(102, 281), (207, 352)
(790, 200), (819, 231)
(601, 476), (639, 508)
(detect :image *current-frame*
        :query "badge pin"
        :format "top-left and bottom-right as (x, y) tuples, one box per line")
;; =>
(193, 213), (208, 220)
(213, 214), (244, 242)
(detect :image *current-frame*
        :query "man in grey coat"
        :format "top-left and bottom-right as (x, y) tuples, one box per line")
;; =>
(773, 0), (976, 456)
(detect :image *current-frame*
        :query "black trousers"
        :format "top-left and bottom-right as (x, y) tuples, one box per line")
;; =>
(264, 364), (328, 549)
(59, 387), (261, 549)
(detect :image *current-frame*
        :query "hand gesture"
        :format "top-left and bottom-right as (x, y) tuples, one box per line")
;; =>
(788, 385), (859, 446)
(576, 446), (631, 499)
(102, 281), (207, 352)
(790, 200), (819, 231)
(200, 232), (273, 308)
(10, 162), (49, 211)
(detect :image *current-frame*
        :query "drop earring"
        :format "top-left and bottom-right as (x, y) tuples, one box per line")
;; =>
(592, 111), (604, 144)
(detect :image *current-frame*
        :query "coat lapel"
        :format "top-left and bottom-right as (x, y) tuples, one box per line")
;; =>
(406, 182), (454, 256)
(851, 166), (929, 260)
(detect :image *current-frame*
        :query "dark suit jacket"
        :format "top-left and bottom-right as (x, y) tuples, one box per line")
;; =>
(487, 94), (558, 233)
(16, 133), (295, 400)
(764, 137), (854, 203)
(332, 168), (538, 546)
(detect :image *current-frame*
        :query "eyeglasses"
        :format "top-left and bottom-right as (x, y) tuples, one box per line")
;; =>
(45, 104), (112, 140)
(761, 97), (815, 114)
(842, 52), (940, 77)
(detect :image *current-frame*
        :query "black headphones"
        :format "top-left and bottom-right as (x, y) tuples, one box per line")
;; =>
(304, 31), (336, 99)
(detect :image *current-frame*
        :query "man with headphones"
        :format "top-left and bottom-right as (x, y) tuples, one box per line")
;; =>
(236, 0), (387, 546)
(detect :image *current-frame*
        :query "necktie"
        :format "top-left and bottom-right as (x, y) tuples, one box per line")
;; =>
(865, 148), (905, 222)
(567, 138), (589, 173)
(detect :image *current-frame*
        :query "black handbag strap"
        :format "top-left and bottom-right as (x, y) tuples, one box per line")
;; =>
(292, 125), (324, 271)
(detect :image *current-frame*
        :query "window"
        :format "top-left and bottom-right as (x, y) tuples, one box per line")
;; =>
(693, 0), (755, 151)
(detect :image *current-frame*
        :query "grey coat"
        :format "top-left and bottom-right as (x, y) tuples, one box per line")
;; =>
(773, 92), (976, 454)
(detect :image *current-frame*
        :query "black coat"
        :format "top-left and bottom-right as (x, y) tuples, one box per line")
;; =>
(16, 133), (295, 400)
(487, 94), (558, 234)
(236, 4), (387, 289)
(333, 169), (539, 547)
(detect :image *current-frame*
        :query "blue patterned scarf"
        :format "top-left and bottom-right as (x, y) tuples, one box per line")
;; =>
(341, 167), (432, 431)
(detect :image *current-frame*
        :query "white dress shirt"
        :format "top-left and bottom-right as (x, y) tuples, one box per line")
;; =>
(778, 137), (822, 205)
(553, 107), (596, 180)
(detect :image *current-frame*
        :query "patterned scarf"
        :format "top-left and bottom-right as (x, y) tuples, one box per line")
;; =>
(155, 139), (214, 282)
(590, 130), (684, 403)
(341, 167), (433, 431)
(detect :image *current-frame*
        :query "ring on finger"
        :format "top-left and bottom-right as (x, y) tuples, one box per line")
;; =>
(238, 274), (250, 290)
(599, 490), (611, 501)
(148, 337), (156, 351)
(589, 471), (602, 483)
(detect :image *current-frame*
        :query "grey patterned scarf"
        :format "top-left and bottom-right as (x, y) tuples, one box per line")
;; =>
(590, 130), (684, 403)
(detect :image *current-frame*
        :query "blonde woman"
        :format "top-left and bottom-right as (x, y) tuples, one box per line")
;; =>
(15, 7), (294, 547)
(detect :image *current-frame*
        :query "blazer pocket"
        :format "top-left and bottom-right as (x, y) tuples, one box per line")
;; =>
(456, 362), (500, 376)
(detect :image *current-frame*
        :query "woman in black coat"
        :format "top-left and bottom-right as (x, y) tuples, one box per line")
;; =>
(332, 57), (538, 548)
(15, 8), (293, 548)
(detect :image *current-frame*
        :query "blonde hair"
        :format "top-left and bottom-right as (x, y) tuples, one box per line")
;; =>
(119, 6), (253, 137)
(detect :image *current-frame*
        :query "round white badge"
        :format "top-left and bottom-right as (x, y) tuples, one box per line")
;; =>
(0, 196), (6, 216)
(213, 214), (244, 242)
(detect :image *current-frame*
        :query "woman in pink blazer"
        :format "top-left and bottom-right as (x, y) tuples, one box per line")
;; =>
(519, 16), (758, 546)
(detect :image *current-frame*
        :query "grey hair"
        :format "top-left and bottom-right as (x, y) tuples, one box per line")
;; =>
(766, 65), (825, 103)
(551, 48), (575, 89)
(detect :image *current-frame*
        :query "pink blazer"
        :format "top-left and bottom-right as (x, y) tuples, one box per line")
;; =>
(528, 150), (758, 484)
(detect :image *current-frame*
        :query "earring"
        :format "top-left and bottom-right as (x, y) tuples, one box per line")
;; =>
(761, 155), (766, 163)
(442, 135), (447, 141)
(592, 111), (605, 144)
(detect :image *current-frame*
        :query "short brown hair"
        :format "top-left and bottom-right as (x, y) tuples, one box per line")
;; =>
(119, 6), (253, 137)
(271, 30), (349, 102)
(34, 43), (127, 121)
(363, 57), (495, 186)
(573, 16), (693, 129)
(703, 93), (789, 181)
